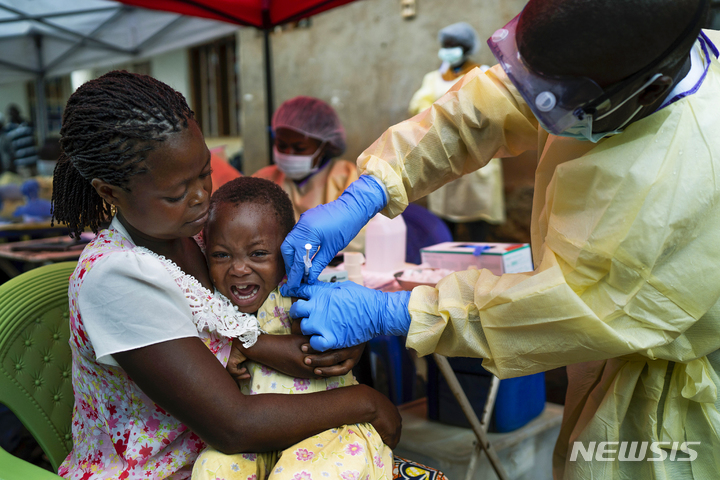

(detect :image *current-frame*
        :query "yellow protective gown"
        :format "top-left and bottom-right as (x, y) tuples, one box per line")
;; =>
(357, 32), (720, 479)
(409, 63), (505, 224)
(254, 158), (365, 252)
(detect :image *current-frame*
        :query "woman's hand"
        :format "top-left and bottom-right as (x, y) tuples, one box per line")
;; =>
(362, 385), (402, 448)
(301, 342), (366, 377)
(226, 338), (251, 386)
(241, 334), (319, 378)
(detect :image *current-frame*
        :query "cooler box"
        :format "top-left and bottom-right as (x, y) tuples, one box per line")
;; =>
(420, 242), (533, 274)
(427, 356), (546, 433)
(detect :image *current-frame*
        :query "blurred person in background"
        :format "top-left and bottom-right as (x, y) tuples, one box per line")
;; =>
(4, 104), (38, 175)
(254, 96), (365, 252)
(0, 112), (13, 174)
(409, 22), (505, 242)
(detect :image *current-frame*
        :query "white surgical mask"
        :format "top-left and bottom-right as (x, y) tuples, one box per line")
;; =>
(273, 145), (324, 180)
(554, 73), (663, 143)
(438, 47), (464, 66)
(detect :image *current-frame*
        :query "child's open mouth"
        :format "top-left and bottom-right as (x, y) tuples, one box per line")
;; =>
(230, 284), (260, 306)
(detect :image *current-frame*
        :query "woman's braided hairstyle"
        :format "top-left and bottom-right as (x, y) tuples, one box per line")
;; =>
(52, 70), (194, 237)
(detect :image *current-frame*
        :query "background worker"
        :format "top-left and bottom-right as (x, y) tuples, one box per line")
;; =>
(254, 96), (365, 252)
(3, 104), (38, 175)
(409, 22), (504, 241)
(282, 0), (720, 477)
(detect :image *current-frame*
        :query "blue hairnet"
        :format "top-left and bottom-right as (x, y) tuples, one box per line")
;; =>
(272, 96), (346, 157)
(438, 22), (480, 55)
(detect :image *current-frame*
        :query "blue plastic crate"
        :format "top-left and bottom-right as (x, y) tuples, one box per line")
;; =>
(427, 357), (545, 433)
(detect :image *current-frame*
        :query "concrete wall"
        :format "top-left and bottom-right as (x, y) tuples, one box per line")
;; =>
(150, 49), (191, 103)
(87, 49), (191, 103)
(0, 82), (30, 122)
(239, 0), (528, 175)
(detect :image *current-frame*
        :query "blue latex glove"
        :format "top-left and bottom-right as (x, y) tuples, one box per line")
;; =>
(290, 281), (412, 352)
(281, 175), (387, 295)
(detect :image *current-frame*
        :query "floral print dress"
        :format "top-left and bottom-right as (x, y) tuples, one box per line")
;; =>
(58, 219), (260, 480)
(192, 289), (394, 480)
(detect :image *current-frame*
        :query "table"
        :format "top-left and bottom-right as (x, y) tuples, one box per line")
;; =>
(0, 221), (69, 240)
(0, 235), (85, 278)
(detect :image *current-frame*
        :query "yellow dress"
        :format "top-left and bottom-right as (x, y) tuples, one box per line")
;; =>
(357, 31), (720, 479)
(192, 288), (393, 480)
(254, 159), (365, 253)
(408, 62), (505, 225)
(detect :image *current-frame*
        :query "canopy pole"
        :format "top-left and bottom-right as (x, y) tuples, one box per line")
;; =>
(33, 34), (48, 147)
(263, 28), (274, 164)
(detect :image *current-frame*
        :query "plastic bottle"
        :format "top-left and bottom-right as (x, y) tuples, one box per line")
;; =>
(344, 252), (365, 286)
(364, 213), (407, 273)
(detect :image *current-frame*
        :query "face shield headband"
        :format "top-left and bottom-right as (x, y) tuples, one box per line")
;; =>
(487, 0), (708, 136)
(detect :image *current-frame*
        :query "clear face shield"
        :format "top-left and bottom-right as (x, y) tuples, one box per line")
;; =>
(487, 3), (705, 142)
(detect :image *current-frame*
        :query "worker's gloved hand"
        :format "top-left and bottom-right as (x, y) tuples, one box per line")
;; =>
(290, 281), (411, 352)
(281, 175), (387, 296)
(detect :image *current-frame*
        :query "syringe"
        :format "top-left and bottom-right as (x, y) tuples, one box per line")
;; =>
(304, 243), (312, 277)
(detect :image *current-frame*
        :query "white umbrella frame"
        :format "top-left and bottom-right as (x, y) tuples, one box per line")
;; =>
(0, 0), (239, 143)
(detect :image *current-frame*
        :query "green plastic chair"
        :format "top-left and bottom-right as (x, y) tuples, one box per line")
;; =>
(0, 262), (78, 480)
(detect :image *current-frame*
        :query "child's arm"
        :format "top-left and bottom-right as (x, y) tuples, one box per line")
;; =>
(290, 296), (367, 377)
(241, 297), (366, 378)
(291, 317), (303, 336)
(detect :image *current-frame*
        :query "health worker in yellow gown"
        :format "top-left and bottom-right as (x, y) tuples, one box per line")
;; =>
(281, 0), (720, 478)
(409, 22), (505, 240)
(254, 96), (364, 252)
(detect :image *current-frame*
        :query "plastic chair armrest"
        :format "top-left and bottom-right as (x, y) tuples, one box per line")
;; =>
(0, 446), (63, 480)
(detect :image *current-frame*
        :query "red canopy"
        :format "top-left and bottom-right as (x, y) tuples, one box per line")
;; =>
(117, 0), (359, 29)
(115, 0), (362, 163)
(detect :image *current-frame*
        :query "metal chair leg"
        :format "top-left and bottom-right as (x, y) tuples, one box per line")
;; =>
(433, 354), (509, 480)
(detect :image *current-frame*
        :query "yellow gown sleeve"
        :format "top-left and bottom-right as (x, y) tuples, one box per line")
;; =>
(358, 65), (539, 218)
(324, 159), (366, 253)
(324, 159), (359, 203)
(407, 99), (720, 379)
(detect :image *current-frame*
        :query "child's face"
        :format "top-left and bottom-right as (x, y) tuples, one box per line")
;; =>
(204, 201), (286, 313)
(112, 121), (212, 239)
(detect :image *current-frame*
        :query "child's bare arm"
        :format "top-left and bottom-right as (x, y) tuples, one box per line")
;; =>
(291, 317), (303, 336)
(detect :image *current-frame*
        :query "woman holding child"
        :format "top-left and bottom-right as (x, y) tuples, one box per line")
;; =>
(52, 71), (399, 480)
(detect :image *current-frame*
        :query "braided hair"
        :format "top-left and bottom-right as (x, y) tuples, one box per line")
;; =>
(52, 70), (194, 237)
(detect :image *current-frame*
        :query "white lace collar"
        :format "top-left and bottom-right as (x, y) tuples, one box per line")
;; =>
(108, 217), (261, 347)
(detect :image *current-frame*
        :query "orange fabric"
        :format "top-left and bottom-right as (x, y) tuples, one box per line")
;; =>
(441, 61), (480, 82)
(211, 154), (242, 193)
(254, 159), (364, 252)
(253, 159), (357, 219)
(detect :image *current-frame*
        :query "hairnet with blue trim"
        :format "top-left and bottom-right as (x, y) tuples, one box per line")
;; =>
(272, 96), (347, 157)
(438, 22), (480, 55)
